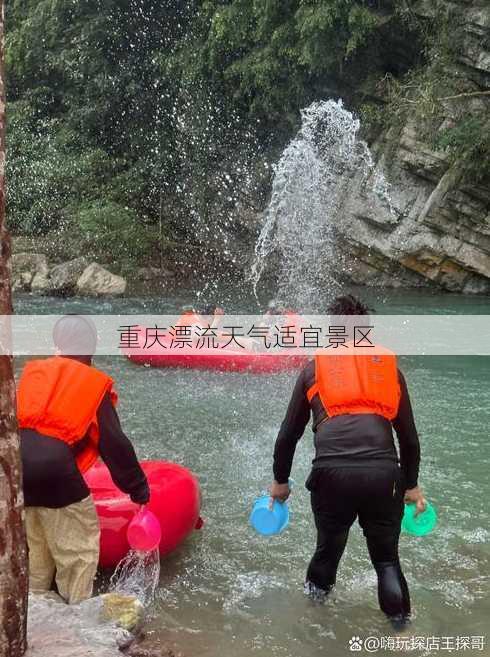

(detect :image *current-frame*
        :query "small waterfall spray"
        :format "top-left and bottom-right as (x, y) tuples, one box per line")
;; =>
(109, 548), (161, 607)
(250, 99), (393, 311)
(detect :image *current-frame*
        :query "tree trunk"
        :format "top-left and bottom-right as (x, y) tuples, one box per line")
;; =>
(0, 0), (29, 654)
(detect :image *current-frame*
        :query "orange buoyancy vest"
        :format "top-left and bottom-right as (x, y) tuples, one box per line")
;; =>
(307, 347), (401, 421)
(17, 357), (117, 473)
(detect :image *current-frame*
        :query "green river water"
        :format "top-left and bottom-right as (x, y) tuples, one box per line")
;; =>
(15, 289), (490, 657)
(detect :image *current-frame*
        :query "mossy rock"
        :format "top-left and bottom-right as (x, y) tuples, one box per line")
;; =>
(101, 593), (144, 633)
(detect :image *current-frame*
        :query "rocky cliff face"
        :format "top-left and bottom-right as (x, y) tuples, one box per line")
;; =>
(335, 0), (490, 294)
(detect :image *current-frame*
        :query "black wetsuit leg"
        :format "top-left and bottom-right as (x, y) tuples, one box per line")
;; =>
(305, 468), (356, 590)
(306, 464), (411, 620)
(357, 466), (411, 620)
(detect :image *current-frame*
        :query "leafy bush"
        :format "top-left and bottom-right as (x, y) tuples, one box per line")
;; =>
(76, 200), (155, 262)
(435, 116), (490, 184)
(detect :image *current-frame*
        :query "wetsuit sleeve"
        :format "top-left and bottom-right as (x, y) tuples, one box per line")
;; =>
(97, 393), (150, 504)
(273, 368), (311, 484)
(392, 370), (420, 489)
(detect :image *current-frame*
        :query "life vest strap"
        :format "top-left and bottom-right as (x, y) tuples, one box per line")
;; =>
(306, 382), (319, 403)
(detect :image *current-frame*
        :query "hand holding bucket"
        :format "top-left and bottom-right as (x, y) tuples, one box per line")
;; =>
(127, 507), (162, 552)
(250, 479), (294, 536)
(402, 502), (437, 536)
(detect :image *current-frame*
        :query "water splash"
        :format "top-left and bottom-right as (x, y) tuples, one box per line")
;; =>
(172, 81), (262, 305)
(250, 99), (393, 311)
(109, 548), (161, 607)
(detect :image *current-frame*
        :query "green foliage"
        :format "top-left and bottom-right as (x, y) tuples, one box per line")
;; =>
(384, 1), (490, 185)
(197, 1), (383, 134)
(357, 101), (385, 137)
(7, 0), (480, 264)
(76, 200), (155, 261)
(5, 0), (191, 254)
(7, 98), (121, 234)
(434, 116), (490, 184)
(6, 0), (392, 258)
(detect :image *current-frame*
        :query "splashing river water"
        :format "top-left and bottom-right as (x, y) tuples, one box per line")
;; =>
(15, 290), (490, 657)
(250, 100), (393, 311)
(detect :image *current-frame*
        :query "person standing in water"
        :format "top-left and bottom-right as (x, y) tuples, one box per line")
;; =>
(17, 315), (150, 604)
(269, 295), (425, 626)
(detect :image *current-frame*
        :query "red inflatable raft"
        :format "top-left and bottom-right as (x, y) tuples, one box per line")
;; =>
(126, 349), (307, 373)
(123, 327), (307, 373)
(85, 460), (202, 568)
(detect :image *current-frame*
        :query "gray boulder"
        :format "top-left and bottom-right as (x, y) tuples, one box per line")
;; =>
(76, 262), (127, 296)
(12, 253), (49, 292)
(48, 257), (89, 295)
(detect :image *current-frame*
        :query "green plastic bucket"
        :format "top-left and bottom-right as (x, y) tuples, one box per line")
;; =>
(402, 502), (437, 536)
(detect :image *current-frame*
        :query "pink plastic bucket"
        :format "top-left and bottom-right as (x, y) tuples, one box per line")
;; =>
(126, 508), (162, 552)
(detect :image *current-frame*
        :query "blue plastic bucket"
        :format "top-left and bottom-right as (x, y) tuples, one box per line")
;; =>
(250, 495), (289, 536)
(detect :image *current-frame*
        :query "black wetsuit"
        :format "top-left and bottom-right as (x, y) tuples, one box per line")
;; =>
(21, 392), (150, 509)
(273, 360), (420, 620)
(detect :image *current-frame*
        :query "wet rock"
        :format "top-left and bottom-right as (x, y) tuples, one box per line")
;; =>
(101, 593), (144, 634)
(328, 0), (490, 294)
(48, 257), (90, 296)
(77, 263), (127, 296)
(26, 592), (126, 657)
(12, 253), (49, 292)
(31, 270), (51, 292)
(333, 124), (490, 293)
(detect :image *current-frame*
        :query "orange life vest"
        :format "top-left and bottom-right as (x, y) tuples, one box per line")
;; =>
(307, 347), (401, 421)
(17, 356), (117, 473)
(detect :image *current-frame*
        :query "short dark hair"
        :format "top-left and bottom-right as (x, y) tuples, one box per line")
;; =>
(327, 294), (372, 315)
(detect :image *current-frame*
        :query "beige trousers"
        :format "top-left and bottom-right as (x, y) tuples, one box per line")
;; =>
(25, 495), (100, 604)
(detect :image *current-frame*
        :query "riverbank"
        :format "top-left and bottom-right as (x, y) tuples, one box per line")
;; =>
(26, 594), (127, 657)
(9, 233), (246, 298)
(10, 228), (490, 300)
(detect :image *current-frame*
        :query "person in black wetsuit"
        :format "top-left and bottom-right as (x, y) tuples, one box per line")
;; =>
(18, 315), (149, 603)
(269, 295), (426, 626)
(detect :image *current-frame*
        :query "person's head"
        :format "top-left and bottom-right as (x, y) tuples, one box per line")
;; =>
(181, 304), (196, 315)
(326, 294), (371, 316)
(265, 300), (284, 315)
(52, 315), (98, 360)
(326, 295), (373, 342)
(201, 303), (224, 316)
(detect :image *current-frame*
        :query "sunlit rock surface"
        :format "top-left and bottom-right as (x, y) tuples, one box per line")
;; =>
(335, 120), (490, 293)
(49, 257), (90, 296)
(333, 0), (490, 293)
(76, 262), (127, 297)
(26, 593), (131, 657)
(101, 593), (144, 633)
(11, 253), (49, 293)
